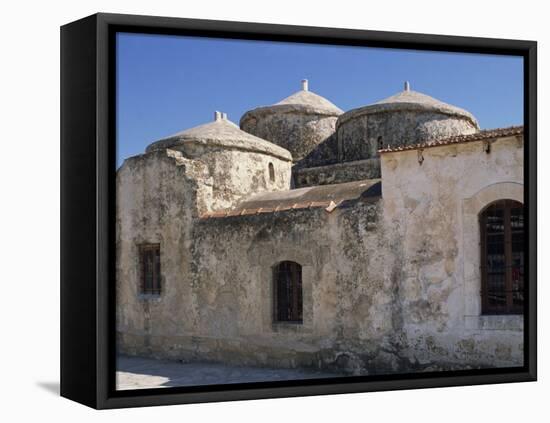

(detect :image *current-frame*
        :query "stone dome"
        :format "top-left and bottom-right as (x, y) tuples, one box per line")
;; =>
(246, 79), (344, 117)
(336, 82), (480, 162)
(240, 80), (343, 162)
(146, 111), (292, 162)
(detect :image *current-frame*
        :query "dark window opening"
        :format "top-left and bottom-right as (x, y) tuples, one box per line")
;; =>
(268, 162), (275, 182)
(480, 200), (524, 315)
(273, 261), (303, 323)
(377, 136), (383, 151)
(139, 244), (161, 295)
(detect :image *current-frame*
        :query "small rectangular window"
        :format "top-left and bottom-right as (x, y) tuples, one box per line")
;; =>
(139, 244), (161, 296)
(273, 261), (303, 323)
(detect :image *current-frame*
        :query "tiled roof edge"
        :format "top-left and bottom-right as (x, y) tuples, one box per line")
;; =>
(199, 200), (341, 220)
(379, 125), (523, 154)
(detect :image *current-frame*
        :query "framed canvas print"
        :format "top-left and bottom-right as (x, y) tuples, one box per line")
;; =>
(60, 13), (537, 409)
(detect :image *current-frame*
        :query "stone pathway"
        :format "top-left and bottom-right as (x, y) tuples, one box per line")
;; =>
(117, 355), (344, 390)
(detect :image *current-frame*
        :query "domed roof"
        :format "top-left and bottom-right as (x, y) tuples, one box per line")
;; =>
(240, 80), (343, 124)
(146, 112), (292, 161)
(337, 82), (479, 129)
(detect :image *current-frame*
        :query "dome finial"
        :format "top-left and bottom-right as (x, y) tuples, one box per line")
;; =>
(301, 79), (309, 91)
(214, 111), (222, 121)
(404, 81), (411, 91)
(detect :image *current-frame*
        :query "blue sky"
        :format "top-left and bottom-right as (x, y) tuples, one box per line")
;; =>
(117, 32), (523, 167)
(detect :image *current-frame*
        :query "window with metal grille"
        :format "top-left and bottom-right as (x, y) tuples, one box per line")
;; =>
(139, 244), (161, 296)
(480, 200), (524, 315)
(273, 261), (303, 323)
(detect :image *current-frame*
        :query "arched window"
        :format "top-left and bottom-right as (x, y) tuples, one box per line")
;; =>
(268, 162), (275, 183)
(480, 200), (524, 314)
(273, 261), (303, 323)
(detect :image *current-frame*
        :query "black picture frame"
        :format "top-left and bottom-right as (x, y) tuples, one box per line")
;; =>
(60, 12), (537, 409)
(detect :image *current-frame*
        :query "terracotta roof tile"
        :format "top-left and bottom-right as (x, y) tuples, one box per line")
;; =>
(378, 125), (523, 153)
(226, 210), (242, 217)
(200, 179), (381, 219)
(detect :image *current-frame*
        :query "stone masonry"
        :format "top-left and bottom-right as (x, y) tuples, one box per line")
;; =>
(117, 81), (524, 376)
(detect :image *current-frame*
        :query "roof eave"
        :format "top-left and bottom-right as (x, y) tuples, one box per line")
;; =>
(336, 102), (479, 129)
(378, 126), (524, 154)
(240, 103), (343, 125)
(146, 135), (293, 162)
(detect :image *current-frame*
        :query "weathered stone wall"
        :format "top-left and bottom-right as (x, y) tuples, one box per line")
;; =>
(294, 133), (340, 169)
(380, 134), (524, 368)
(293, 158), (380, 188)
(241, 113), (338, 162)
(116, 147), (290, 358)
(179, 145), (292, 212)
(337, 111), (478, 161)
(116, 150), (206, 350)
(118, 195), (406, 374)
(117, 134), (524, 375)
(291, 111), (478, 190)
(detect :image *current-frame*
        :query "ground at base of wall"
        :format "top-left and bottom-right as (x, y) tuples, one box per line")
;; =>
(116, 355), (346, 390)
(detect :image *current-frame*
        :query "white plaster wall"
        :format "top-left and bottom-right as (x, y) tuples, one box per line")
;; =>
(380, 135), (524, 366)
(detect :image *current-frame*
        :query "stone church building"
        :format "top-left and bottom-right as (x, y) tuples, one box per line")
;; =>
(117, 80), (524, 375)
